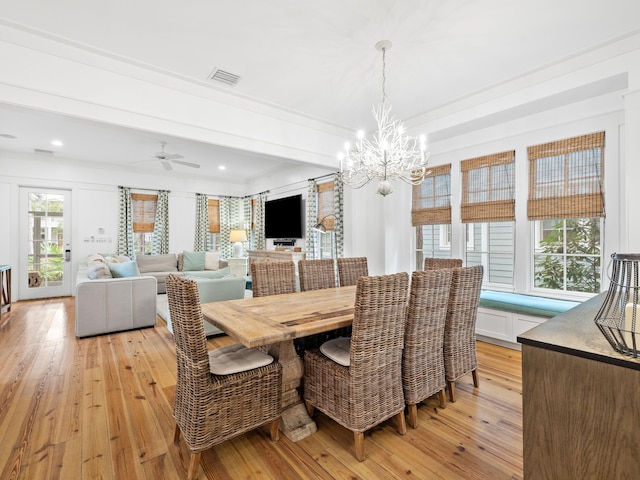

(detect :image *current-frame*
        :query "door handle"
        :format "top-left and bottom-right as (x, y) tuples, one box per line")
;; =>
(65, 249), (71, 262)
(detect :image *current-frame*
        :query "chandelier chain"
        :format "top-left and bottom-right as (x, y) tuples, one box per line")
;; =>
(381, 46), (387, 105)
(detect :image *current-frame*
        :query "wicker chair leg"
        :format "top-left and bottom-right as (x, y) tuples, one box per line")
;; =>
(448, 380), (456, 403)
(438, 389), (447, 408)
(270, 418), (280, 442)
(304, 400), (315, 417)
(173, 424), (181, 445)
(354, 432), (365, 462)
(407, 404), (418, 429)
(472, 369), (479, 388)
(395, 411), (407, 435)
(187, 451), (201, 480)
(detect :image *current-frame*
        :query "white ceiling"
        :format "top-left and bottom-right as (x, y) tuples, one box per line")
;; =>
(1, 0), (639, 182)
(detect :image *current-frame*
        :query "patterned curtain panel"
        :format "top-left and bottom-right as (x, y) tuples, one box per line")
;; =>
(219, 197), (241, 259)
(306, 180), (319, 259)
(117, 186), (135, 260)
(151, 190), (170, 254)
(334, 176), (344, 258)
(243, 197), (252, 250)
(254, 194), (266, 250)
(219, 198), (232, 259)
(194, 193), (209, 252)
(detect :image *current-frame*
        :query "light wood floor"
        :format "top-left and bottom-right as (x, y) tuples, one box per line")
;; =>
(0, 297), (523, 479)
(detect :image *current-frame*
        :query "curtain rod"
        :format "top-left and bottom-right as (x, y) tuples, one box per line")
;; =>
(118, 185), (170, 193)
(245, 171), (338, 198)
(197, 193), (240, 199)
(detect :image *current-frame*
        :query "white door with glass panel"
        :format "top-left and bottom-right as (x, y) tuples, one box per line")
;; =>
(19, 188), (72, 299)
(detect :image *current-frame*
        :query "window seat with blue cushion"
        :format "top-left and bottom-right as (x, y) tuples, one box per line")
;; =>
(479, 290), (580, 317)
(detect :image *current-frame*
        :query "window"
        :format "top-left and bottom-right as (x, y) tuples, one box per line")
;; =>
(317, 181), (336, 258)
(131, 193), (157, 254)
(466, 222), (514, 285)
(528, 132), (604, 294)
(533, 218), (601, 294)
(461, 151), (516, 285)
(412, 164), (452, 269)
(418, 224), (452, 260)
(207, 198), (221, 251)
(439, 224), (451, 250)
(317, 181), (335, 230)
(319, 233), (334, 259)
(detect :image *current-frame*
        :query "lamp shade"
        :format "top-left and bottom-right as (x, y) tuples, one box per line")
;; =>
(229, 230), (247, 242)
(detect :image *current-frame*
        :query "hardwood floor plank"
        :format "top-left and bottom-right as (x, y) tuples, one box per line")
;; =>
(82, 363), (114, 479)
(0, 297), (526, 479)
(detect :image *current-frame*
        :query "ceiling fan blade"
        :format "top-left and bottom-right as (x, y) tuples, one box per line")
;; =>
(162, 160), (173, 171)
(173, 160), (200, 169)
(164, 153), (183, 160)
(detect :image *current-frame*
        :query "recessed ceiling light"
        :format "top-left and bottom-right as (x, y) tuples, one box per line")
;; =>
(218, 165), (226, 171)
(51, 140), (64, 147)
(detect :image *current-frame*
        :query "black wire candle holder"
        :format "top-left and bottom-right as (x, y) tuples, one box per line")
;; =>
(594, 253), (640, 358)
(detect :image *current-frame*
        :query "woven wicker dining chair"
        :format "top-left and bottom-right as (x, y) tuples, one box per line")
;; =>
(250, 260), (297, 297)
(336, 257), (368, 287)
(443, 265), (484, 402)
(304, 272), (409, 462)
(166, 275), (282, 480)
(297, 258), (346, 356)
(298, 259), (336, 291)
(402, 269), (453, 428)
(424, 257), (463, 270)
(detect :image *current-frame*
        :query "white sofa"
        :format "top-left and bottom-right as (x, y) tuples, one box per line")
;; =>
(74, 251), (231, 338)
(136, 252), (229, 294)
(75, 264), (157, 338)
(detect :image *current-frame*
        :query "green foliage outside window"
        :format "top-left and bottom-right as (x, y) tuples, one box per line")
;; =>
(534, 218), (601, 294)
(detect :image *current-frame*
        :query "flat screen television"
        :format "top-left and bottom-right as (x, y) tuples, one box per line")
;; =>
(264, 194), (304, 239)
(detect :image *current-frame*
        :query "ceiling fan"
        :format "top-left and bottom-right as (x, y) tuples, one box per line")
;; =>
(152, 142), (200, 171)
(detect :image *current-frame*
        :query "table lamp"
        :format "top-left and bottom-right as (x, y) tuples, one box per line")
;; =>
(230, 230), (247, 258)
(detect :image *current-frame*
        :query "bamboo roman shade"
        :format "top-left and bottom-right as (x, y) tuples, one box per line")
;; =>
(461, 151), (515, 223)
(528, 131), (605, 220)
(317, 181), (335, 231)
(207, 199), (220, 233)
(411, 164), (452, 226)
(131, 193), (157, 233)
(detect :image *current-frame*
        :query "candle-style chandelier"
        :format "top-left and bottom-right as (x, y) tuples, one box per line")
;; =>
(338, 40), (430, 196)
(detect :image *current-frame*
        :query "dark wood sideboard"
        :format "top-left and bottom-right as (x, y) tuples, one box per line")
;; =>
(517, 292), (640, 479)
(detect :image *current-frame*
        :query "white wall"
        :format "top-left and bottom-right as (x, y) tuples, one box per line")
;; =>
(0, 182), (10, 265)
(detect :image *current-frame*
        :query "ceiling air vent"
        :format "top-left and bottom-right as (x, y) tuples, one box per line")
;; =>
(208, 68), (240, 87)
(34, 148), (55, 155)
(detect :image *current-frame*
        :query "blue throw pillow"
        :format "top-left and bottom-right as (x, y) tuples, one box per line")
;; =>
(108, 261), (141, 278)
(183, 251), (206, 271)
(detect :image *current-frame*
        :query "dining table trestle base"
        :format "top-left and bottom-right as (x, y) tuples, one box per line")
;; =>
(201, 285), (357, 442)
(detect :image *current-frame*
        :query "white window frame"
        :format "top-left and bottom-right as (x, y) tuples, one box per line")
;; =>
(439, 224), (451, 250)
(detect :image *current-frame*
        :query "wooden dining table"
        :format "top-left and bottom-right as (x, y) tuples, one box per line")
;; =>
(201, 285), (356, 442)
